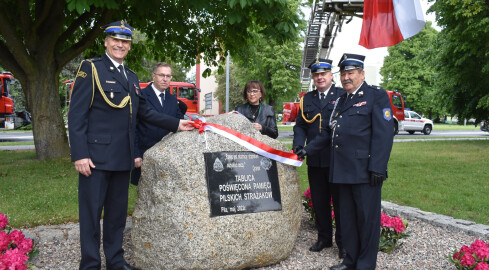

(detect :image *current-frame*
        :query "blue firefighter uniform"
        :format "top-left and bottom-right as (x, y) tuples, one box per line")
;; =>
(305, 53), (394, 270)
(68, 20), (180, 270)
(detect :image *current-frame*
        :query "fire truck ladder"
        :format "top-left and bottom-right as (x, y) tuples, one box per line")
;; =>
(300, 0), (364, 92)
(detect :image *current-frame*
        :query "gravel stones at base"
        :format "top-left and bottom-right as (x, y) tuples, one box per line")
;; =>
(29, 211), (478, 270)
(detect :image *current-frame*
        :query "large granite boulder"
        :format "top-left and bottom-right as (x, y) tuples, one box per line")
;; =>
(131, 113), (301, 270)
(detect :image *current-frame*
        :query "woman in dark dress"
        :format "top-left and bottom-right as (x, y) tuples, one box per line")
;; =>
(235, 80), (278, 139)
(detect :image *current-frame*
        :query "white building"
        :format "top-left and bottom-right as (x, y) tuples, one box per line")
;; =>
(196, 61), (220, 116)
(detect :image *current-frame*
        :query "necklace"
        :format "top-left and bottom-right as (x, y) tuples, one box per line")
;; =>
(249, 103), (261, 121)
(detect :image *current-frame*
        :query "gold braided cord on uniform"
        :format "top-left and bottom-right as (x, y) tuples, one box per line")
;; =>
(72, 60), (94, 107)
(86, 60), (133, 122)
(299, 95), (322, 133)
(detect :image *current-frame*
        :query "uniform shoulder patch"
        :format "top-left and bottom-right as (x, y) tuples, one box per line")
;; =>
(383, 108), (392, 121)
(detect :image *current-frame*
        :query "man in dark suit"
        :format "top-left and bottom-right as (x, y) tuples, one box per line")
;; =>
(292, 58), (346, 258)
(68, 20), (194, 270)
(131, 63), (184, 186)
(298, 53), (394, 270)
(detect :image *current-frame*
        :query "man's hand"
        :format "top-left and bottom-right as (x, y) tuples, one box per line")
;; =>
(74, 158), (95, 177)
(134, 157), (143, 168)
(369, 171), (384, 186)
(178, 119), (195, 131)
(293, 145), (307, 160)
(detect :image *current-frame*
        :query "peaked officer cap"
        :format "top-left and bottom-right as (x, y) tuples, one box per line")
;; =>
(308, 58), (333, 73)
(102, 20), (134, 41)
(338, 53), (365, 71)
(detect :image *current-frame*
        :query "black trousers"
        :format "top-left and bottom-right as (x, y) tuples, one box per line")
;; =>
(338, 183), (382, 270)
(307, 166), (342, 248)
(78, 169), (130, 270)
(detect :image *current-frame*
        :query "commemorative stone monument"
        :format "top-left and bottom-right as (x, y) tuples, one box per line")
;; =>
(131, 113), (302, 270)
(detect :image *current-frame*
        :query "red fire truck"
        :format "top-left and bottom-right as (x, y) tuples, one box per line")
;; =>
(138, 81), (200, 113)
(0, 72), (15, 128)
(281, 92), (307, 124)
(64, 80), (200, 114)
(0, 72), (31, 129)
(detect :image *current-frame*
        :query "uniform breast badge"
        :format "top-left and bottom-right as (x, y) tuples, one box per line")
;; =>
(133, 84), (139, 95)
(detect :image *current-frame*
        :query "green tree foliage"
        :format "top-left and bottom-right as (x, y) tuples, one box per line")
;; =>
(232, 31), (303, 110)
(0, 0), (301, 159)
(429, 0), (489, 122)
(380, 22), (442, 119)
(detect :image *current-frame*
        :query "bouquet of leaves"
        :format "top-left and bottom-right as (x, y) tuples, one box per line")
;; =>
(378, 213), (410, 254)
(449, 239), (489, 270)
(0, 213), (39, 270)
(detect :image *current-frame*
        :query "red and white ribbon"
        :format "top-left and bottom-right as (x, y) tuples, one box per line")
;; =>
(190, 119), (302, 167)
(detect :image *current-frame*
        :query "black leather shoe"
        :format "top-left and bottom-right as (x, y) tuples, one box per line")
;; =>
(338, 247), (347, 259)
(110, 263), (141, 270)
(330, 264), (354, 270)
(309, 240), (333, 252)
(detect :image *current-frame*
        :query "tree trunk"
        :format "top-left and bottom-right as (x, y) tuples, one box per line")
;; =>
(24, 69), (70, 160)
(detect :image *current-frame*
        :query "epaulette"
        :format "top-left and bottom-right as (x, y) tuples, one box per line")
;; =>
(369, 85), (384, 92)
(126, 67), (136, 75)
(87, 57), (102, 62)
(304, 90), (316, 98)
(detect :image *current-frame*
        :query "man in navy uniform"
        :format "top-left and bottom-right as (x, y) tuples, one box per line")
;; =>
(296, 53), (394, 270)
(292, 58), (346, 258)
(68, 20), (194, 270)
(131, 63), (184, 186)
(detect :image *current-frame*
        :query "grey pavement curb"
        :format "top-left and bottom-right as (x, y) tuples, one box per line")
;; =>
(381, 201), (489, 240)
(19, 203), (488, 245)
(21, 219), (133, 245)
(0, 145), (36, 150)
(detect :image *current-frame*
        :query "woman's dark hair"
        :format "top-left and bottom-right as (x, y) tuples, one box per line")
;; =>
(242, 80), (266, 101)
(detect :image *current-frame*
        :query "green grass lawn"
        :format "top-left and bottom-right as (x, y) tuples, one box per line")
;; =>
(290, 140), (489, 226)
(0, 151), (137, 228)
(383, 141), (489, 225)
(0, 142), (34, 146)
(1, 140), (488, 228)
(435, 123), (480, 130)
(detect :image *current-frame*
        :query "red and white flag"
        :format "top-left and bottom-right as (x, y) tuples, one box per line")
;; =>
(359, 0), (425, 49)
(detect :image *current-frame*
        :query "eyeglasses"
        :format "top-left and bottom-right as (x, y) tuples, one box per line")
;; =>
(247, 89), (260, 95)
(154, 73), (172, 79)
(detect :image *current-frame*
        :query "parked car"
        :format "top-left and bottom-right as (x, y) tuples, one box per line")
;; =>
(402, 110), (434, 135)
(481, 121), (489, 132)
